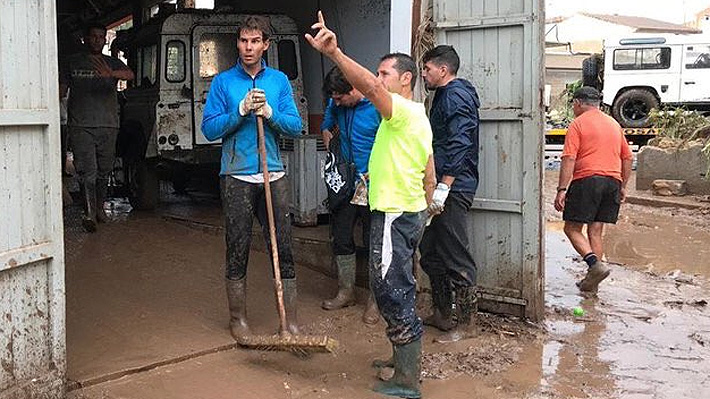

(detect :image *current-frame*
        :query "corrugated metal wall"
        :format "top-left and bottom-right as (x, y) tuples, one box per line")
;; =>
(433, 0), (545, 320)
(0, 0), (66, 397)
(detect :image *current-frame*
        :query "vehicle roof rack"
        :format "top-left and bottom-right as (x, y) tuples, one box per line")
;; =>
(619, 37), (667, 45)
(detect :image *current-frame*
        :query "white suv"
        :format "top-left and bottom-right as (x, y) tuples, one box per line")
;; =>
(583, 34), (710, 128)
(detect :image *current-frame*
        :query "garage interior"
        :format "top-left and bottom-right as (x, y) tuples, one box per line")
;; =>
(55, 0), (417, 392)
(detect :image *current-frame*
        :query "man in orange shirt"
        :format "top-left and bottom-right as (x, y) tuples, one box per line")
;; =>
(555, 87), (633, 293)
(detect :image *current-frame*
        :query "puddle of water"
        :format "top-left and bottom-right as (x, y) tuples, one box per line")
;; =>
(536, 229), (710, 399)
(605, 212), (710, 279)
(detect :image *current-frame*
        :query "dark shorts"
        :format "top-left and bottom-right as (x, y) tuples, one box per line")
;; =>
(563, 175), (621, 224)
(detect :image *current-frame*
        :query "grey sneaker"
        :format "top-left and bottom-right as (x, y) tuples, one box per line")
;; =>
(577, 262), (611, 292)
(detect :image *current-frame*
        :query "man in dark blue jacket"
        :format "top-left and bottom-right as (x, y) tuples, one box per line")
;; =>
(201, 16), (302, 343)
(420, 45), (480, 343)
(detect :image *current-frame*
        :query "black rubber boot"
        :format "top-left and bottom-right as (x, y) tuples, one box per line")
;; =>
(322, 254), (357, 310)
(373, 339), (422, 398)
(96, 178), (109, 224)
(435, 286), (477, 343)
(282, 278), (300, 334)
(423, 275), (454, 332)
(82, 182), (98, 233)
(226, 277), (251, 343)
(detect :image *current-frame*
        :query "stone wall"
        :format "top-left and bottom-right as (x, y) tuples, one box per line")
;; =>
(636, 142), (710, 195)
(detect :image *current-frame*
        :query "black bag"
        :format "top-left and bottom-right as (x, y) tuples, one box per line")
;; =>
(324, 135), (356, 210)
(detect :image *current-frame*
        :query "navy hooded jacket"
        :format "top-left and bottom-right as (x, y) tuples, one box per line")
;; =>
(429, 78), (480, 194)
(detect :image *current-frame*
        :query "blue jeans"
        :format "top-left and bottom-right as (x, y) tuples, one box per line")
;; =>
(369, 210), (427, 345)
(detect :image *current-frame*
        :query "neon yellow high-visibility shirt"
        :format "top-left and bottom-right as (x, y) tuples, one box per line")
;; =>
(368, 94), (433, 213)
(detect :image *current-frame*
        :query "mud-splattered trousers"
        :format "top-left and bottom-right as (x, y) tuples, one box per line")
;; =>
(419, 192), (477, 288)
(221, 176), (295, 281)
(69, 126), (118, 188)
(369, 210), (427, 345)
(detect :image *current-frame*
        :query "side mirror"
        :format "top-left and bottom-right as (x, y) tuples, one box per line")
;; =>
(181, 85), (192, 99)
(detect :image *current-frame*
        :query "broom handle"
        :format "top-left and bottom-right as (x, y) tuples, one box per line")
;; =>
(257, 115), (289, 334)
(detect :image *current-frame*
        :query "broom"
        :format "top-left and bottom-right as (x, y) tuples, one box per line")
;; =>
(236, 114), (338, 355)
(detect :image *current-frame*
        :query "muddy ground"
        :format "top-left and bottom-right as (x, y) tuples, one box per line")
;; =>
(64, 171), (710, 399)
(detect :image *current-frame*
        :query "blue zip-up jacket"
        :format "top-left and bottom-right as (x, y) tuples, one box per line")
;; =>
(321, 98), (381, 175)
(429, 78), (480, 194)
(201, 60), (302, 176)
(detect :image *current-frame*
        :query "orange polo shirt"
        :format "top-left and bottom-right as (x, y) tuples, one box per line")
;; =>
(561, 109), (633, 182)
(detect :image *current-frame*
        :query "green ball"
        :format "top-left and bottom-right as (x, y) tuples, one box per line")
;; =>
(573, 307), (584, 317)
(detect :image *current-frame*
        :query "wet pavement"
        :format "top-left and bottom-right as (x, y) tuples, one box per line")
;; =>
(64, 172), (710, 398)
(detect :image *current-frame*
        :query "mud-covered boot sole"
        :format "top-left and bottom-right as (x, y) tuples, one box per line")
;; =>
(423, 312), (454, 332)
(321, 290), (356, 310)
(577, 265), (611, 292)
(373, 380), (421, 399)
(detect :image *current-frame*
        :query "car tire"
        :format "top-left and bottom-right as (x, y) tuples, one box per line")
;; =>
(582, 57), (601, 89)
(611, 89), (659, 128)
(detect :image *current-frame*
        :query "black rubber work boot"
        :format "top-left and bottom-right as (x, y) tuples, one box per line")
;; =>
(282, 278), (300, 334)
(81, 182), (98, 233)
(373, 339), (422, 399)
(423, 275), (454, 332)
(435, 286), (477, 343)
(95, 178), (109, 224)
(577, 261), (611, 292)
(226, 277), (251, 343)
(322, 254), (357, 310)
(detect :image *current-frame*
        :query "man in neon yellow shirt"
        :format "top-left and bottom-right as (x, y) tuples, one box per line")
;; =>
(307, 11), (436, 399)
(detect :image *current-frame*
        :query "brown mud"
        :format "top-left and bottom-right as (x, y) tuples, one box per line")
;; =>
(65, 172), (710, 398)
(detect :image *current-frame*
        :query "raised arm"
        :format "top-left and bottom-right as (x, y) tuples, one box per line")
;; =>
(305, 11), (393, 119)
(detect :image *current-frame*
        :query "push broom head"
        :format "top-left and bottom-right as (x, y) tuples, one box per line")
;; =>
(238, 332), (339, 357)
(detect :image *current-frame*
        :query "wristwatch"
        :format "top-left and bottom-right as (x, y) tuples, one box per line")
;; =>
(556, 187), (567, 193)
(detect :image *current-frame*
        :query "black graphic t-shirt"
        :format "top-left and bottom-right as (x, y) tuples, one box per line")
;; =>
(60, 53), (128, 128)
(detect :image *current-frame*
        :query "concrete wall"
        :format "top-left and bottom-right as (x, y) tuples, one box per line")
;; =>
(637, 143), (710, 195)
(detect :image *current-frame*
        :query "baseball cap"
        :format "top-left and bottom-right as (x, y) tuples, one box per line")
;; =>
(572, 86), (601, 101)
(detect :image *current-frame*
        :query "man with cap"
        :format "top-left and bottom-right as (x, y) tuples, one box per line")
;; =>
(554, 86), (633, 293)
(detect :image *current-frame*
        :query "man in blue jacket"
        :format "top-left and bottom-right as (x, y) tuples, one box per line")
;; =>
(420, 45), (481, 343)
(320, 66), (381, 324)
(201, 16), (303, 343)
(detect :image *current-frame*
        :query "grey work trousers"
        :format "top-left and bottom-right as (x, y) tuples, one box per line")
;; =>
(69, 126), (118, 186)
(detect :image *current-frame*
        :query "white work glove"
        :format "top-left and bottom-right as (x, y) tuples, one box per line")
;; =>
(239, 88), (266, 116)
(428, 182), (450, 214)
(254, 101), (273, 119)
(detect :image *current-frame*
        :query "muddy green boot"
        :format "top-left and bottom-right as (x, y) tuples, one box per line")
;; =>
(282, 278), (300, 334)
(435, 286), (477, 343)
(226, 277), (251, 343)
(322, 254), (357, 310)
(423, 275), (454, 332)
(373, 339), (422, 398)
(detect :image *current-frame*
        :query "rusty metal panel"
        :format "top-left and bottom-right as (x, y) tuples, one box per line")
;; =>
(434, 0), (545, 320)
(0, 0), (66, 397)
